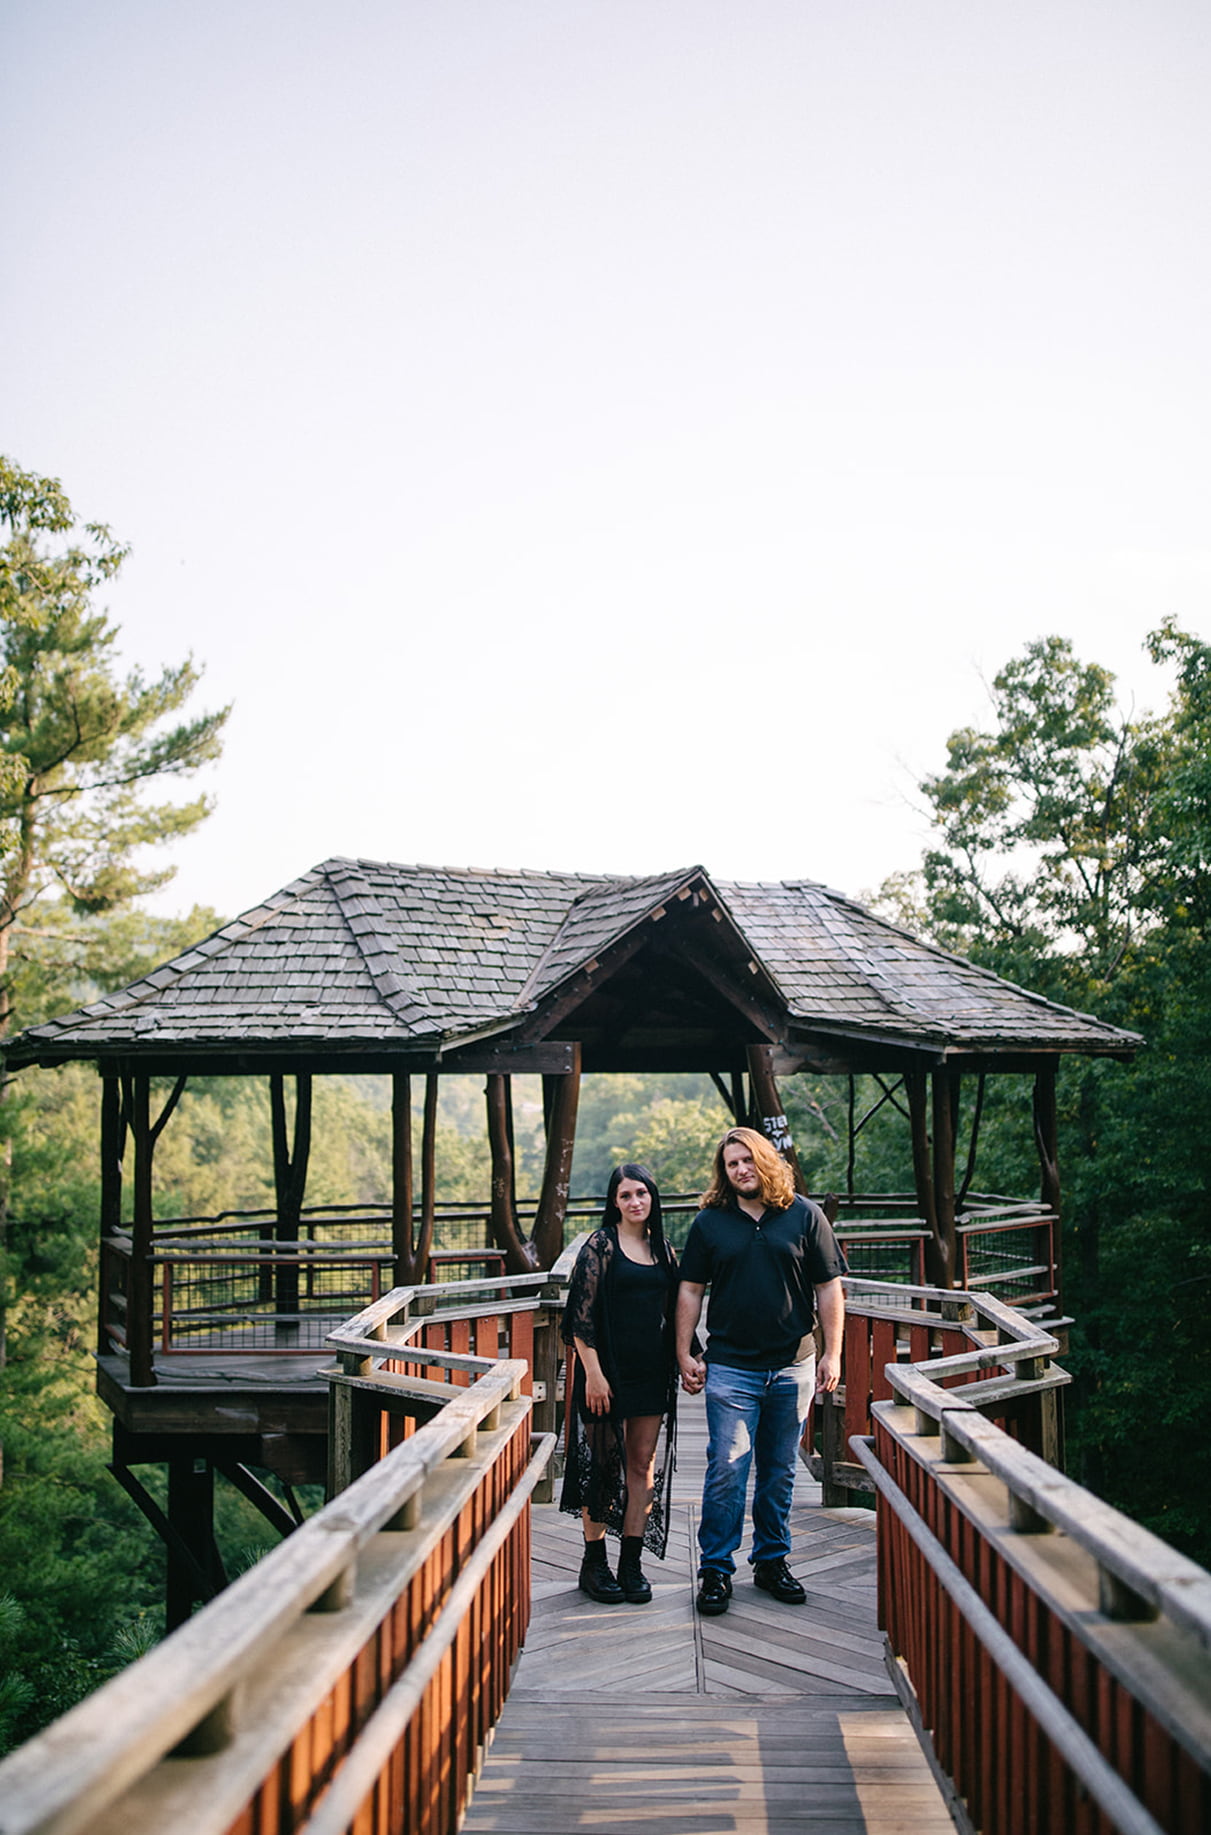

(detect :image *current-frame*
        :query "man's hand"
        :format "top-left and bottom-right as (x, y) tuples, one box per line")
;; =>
(814, 1277), (845, 1395)
(679, 1351), (707, 1394)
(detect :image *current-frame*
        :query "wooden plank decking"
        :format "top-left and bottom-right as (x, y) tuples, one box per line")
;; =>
(461, 1392), (954, 1834)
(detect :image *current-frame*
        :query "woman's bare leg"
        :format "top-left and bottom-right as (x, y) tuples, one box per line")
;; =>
(621, 1415), (662, 1538)
(582, 1509), (607, 1542)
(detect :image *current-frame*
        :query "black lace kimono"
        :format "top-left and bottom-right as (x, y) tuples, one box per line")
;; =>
(559, 1225), (680, 1557)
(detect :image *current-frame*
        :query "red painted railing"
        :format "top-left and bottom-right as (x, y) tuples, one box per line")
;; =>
(853, 1341), (1211, 1834)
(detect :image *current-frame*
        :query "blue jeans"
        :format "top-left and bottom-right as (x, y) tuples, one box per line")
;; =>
(698, 1357), (815, 1574)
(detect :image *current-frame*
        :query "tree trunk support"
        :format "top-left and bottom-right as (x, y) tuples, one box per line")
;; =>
(907, 1067), (948, 1287)
(746, 1043), (808, 1194)
(956, 1070), (986, 1212)
(534, 1044), (582, 1268)
(390, 1072), (413, 1286)
(486, 1075), (536, 1272)
(931, 1067), (960, 1289)
(416, 1073), (438, 1280)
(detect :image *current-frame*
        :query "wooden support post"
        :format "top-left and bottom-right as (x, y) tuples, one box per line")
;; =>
(1033, 1058), (1063, 1307)
(819, 1392), (849, 1507)
(391, 1071), (413, 1286)
(745, 1043), (808, 1193)
(271, 1073), (312, 1340)
(532, 1283), (563, 1505)
(415, 1072), (439, 1280)
(533, 1044), (582, 1269)
(486, 1076), (536, 1272)
(327, 1368), (382, 1499)
(166, 1456), (224, 1630)
(126, 1074), (187, 1382)
(1034, 1061), (1061, 1215)
(126, 1075), (156, 1387)
(931, 1067), (959, 1290)
(906, 1067), (948, 1287)
(97, 1073), (125, 1357)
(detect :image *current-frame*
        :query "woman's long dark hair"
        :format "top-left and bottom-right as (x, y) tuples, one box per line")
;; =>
(602, 1161), (666, 1255)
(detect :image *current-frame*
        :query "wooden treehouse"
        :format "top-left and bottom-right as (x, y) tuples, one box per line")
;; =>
(7, 864), (1210, 1834)
(5, 856), (1139, 1630)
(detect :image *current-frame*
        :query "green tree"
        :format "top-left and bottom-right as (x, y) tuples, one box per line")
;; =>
(0, 457), (228, 1040)
(0, 457), (228, 1369)
(918, 634), (1168, 992)
(895, 627), (1211, 1559)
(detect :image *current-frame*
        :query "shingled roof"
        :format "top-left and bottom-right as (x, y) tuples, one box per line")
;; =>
(4, 857), (1141, 1073)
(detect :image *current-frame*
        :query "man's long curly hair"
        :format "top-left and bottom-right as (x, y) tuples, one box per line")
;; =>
(701, 1126), (796, 1213)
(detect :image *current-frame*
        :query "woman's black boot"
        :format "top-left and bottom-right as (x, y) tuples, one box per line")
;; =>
(579, 1539), (624, 1604)
(617, 1535), (653, 1604)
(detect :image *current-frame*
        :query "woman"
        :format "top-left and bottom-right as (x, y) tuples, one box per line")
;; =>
(560, 1162), (680, 1605)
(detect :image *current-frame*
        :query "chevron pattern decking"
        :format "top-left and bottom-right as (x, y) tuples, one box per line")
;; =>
(461, 1393), (954, 1833)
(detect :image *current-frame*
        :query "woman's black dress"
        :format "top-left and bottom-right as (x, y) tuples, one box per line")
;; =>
(558, 1224), (679, 1557)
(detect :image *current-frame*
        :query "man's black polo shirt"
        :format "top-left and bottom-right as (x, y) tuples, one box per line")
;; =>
(679, 1194), (847, 1371)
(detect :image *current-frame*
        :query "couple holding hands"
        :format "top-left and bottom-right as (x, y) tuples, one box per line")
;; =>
(560, 1126), (846, 1614)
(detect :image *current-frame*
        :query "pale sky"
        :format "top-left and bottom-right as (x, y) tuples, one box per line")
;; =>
(4, 1), (1209, 923)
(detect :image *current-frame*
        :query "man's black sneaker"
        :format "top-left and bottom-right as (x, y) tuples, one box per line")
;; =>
(696, 1569), (732, 1616)
(753, 1558), (807, 1604)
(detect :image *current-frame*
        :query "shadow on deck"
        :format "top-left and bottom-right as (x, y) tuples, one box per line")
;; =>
(463, 1391), (953, 1834)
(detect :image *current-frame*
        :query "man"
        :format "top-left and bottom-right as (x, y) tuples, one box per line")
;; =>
(676, 1126), (846, 1616)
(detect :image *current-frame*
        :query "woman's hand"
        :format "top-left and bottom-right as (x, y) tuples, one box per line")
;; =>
(679, 1351), (707, 1395)
(584, 1367), (613, 1414)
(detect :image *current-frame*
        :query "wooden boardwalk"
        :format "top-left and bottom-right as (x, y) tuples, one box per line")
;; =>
(461, 1394), (954, 1834)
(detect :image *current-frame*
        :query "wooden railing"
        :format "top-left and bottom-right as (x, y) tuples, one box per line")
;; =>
(97, 1192), (1056, 1371)
(808, 1280), (1069, 1503)
(0, 1323), (552, 1835)
(852, 1335), (1211, 1834)
(10, 1255), (1210, 1833)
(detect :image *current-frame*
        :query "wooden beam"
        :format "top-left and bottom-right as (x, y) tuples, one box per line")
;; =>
(665, 935), (786, 1042)
(513, 924), (656, 1042)
(440, 1042), (578, 1075)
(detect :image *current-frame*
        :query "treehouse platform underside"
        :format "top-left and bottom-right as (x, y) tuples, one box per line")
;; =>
(99, 1352), (332, 1487)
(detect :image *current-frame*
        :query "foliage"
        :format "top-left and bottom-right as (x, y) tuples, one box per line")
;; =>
(0, 457), (228, 1036)
(917, 634), (1168, 988)
(569, 1074), (731, 1198)
(892, 624), (1211, 1562)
